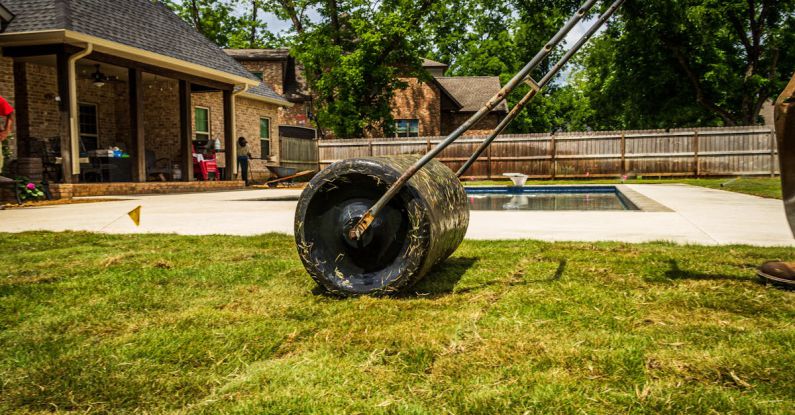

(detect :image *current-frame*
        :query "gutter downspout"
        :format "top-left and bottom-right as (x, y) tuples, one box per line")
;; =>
(229, 84), (249, 178)
(68, 43), (93, 175)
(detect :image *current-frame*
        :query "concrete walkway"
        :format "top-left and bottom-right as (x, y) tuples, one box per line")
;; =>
(0, 185), (792, 246)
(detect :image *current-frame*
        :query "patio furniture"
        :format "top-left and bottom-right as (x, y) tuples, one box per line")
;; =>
(145, 149), (172, 181)
(192, 146), (220, 181)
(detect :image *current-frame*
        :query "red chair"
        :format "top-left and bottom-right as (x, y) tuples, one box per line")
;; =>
(203, 151), (220, 181)
(191, 145), (220, 181)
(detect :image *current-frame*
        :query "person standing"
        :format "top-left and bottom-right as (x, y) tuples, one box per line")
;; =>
(0, 95), (14, 183)
(237, 136), (252, 186)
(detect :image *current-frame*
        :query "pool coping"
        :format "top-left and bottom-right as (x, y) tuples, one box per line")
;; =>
(614, 185), (673, 212)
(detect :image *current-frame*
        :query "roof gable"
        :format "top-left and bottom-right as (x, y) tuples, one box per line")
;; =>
(1, 0), (258, 83)
(435, 76), (507, 113)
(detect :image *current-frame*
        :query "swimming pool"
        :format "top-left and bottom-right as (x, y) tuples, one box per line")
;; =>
(465, 186), (640, 211)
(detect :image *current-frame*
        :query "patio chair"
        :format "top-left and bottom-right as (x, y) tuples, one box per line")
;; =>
(192, 145), (219, 181)
(145, 149), (172, 181)
(202, 150), (220, 181)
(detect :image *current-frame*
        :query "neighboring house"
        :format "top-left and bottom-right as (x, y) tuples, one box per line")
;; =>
(0, 0), (291, 188)
(224, 48), (316, 140)
(390, 59), (507, 138)
(223, 51), (506, 139)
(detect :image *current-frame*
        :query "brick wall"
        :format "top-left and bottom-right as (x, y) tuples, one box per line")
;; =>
(190, 92), (281, 180)
(236, 96), (279, 182)
(441, 112), (502, 136)
(238, 60), (313, 129)
(240, 61), (284, 94)
(142, 79), (180, 165)
(24, 63), (61, 143)
(191, 91), (227, 168)
(387, 77), (442, 137)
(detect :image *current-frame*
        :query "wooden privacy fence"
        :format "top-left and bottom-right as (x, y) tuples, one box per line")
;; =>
(317, 126), (779, 179)
(280, 136), (319, 172)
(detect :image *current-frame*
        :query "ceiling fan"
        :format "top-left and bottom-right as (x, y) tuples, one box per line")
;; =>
(79, 64), (121, 87)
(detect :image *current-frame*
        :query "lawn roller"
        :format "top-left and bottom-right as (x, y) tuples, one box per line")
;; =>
(294, 0), (625, 296)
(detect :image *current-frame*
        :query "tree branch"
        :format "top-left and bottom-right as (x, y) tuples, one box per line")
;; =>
(672, 47), (737, 125)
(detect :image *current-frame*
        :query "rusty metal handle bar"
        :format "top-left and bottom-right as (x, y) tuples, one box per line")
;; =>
(456, 0), (625, 178)
(347, 0), (600, 240)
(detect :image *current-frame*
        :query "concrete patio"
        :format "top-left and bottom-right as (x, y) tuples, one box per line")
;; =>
(0, 184), (792, 246)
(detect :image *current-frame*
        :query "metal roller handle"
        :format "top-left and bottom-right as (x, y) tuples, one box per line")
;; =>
(456, 0), (625, 178)
(348, 0), (600, 240)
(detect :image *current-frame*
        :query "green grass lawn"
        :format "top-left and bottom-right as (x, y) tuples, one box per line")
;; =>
(1, 232), (794, 414)
(465, 177), (783, 199)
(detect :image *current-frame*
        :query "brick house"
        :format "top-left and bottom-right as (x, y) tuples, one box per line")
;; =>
(224, 48), (316, 140)
(0, 0), (292, 195)
(223, 51), (506, 139)
(390, 59), (507, 138)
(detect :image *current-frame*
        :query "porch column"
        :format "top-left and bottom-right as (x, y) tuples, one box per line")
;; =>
(178, 80), (194, 181)
(223, 89), (235, 180)
(55, 51), (74, 182)
(12, 62), (29, 156)
(129, 68), (145, 182)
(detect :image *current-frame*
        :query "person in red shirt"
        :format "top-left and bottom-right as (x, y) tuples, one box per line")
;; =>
(0, 95), (14, 182)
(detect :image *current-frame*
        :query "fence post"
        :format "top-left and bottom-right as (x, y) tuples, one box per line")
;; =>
(620, 133), (626, 176)
(693, 131), (700, 177)
(550, 135), (557, 180)
(368, 138), (374, 157)
(487, 144), (493, 180)
(770, 128), (777, 177)
(426, 135), (431, 152)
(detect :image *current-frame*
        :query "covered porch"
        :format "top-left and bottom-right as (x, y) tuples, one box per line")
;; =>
(3, 43), (249, 188)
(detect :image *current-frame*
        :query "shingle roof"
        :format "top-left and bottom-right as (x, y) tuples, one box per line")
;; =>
(435, 76), (507, 113)
(225, 48), (291, 61)
(1, 0), (258, 83)
(244, 82), (289, 103)
(422, 58), (448, 68)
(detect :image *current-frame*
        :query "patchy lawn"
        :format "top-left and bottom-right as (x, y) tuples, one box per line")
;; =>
(465, 177), (783, 200)
(1, 232), (793, 414)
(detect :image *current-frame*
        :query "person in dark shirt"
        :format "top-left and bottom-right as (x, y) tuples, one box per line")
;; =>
(237, 136), (252, 185)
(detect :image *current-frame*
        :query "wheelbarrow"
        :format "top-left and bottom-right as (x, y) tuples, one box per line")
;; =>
(294, 0), (626, 296)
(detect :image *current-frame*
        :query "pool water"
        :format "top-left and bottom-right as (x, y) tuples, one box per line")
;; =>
(465, 186), (639, 211)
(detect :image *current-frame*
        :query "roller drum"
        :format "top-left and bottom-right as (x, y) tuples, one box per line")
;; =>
(294, 156), (469, 296)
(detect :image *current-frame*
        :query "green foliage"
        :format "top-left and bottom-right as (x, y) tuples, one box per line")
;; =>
(161, 0), (795, 134)
(287, 1), (434, 138)
(161, 0), (280, 48)
(14, 178), (45, 201)
(576, 0), (795, 129)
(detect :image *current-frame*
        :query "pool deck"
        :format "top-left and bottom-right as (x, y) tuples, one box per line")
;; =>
(0, 184), (792, 246)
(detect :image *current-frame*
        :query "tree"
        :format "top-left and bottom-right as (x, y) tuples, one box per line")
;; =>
(162, 0), (280, 48)
(576, 0), (795, 129)
(271, 0), (438, 138)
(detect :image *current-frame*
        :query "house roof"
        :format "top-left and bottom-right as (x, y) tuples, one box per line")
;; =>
(0, 0), (269, 87)
(422, 58), (448, 69)
(224, 48), (291, 61)
(242, 81), (292, 105)
(434, 76), (507, 113)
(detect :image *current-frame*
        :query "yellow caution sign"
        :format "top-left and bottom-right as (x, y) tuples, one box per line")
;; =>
(128, 206), (142, 226)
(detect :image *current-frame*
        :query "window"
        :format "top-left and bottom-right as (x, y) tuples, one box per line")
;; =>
(260, 117), (271, 156)
(194, 107), (210, 142)
(251, 71), (263, 80)
(395, 119), (419, 138)
(78, 103), (98, 153)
